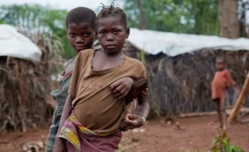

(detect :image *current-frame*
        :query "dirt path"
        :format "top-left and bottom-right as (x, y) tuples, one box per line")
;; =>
(120, 115), (249, 152)
(0, 115), (248, 152)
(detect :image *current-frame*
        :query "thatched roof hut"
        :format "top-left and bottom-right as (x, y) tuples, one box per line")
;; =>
(123, 28), (249, 117)
(0, 24), (61, 132)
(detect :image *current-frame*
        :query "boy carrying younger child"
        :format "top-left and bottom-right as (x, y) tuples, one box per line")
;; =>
(53, 5), (150, 152)
(46, 6), (141, 152)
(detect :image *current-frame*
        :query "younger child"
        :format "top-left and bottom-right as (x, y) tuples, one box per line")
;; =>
(211, 56), (235, 130)
(53, 5), (150, 152)
(45, 7), (134, 152)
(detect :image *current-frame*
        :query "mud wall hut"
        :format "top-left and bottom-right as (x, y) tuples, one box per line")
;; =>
(125, 28), (249, 117)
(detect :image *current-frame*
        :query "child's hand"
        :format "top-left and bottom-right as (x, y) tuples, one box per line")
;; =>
(124, 113), (144, 129)
(53, 138), (66, 152)
(233, 83), (241, 91)
(110, 77), (134, 99)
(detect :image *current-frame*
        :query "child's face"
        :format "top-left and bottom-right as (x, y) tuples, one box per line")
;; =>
(215, 59), (225, 71)
(96, 15), (129, 55)
(67, 22), (95, 53)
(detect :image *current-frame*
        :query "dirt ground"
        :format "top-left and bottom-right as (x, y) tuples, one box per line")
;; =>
(0, 114), (248, 152)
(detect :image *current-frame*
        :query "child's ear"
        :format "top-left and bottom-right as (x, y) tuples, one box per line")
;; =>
(126, 28), (130, 38)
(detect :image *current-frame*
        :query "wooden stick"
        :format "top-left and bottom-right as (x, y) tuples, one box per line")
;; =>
(227, 73), (249, 124)
(179, 111), (217, 117)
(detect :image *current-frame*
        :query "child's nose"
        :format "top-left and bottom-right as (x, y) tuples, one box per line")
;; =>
(75, 36), (84, 42)
(106, 34), (114, 41)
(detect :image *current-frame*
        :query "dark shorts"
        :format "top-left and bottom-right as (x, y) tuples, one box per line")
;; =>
(212, 98), (220, 102)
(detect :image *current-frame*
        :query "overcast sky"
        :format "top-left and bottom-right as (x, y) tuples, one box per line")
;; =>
(0, 0), (124, 11)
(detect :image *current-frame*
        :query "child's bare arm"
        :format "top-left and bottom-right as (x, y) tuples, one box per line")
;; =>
(226, 71), (240, 91)
(59, 94), (73, 130)
(53, 94), (73, 152)
(232, 81), (240, 91)
(136, 95), (150, 118)
(225, 70), (233, 88)
(110, 77), (134, 99)
(124, 94), (150, 129)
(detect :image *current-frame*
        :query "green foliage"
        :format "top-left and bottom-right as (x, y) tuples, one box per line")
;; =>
(139, 49), (146, 64)
(122, 0), (218, 35)
(150, 99), (161, 118)
(0, 4), (74, 59)
(0, 1), (219, 58)
(211, 130), (244, 152)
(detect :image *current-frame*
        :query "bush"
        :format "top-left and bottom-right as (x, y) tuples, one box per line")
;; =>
(211, 129), (244, 152)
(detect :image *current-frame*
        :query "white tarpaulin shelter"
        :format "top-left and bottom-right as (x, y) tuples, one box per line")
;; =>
(0, 24), (41, 62)
(128, 28), (249, 56)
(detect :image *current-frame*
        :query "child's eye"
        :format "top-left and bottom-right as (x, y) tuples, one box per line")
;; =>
(69, 33), (75, 38)
(113, 30), (120, 34)
(83, 33), (90, 37)
(99, 31), (106, 35)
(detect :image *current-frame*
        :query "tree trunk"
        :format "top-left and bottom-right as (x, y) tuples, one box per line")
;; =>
(218, 0), (240, 38)
(136, 0), (146, 29)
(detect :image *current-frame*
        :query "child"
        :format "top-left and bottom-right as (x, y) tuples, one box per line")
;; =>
(53, 5), (150, 152)
(45, 7), (135, 152)
(211, 56), (235, 130)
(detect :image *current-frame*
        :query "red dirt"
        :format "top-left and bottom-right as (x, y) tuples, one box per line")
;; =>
(0, 115), (248, 152)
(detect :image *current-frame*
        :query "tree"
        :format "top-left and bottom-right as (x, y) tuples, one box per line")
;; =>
(122, 0), (218, 35)
(0, 4), (75, 59)
(238, 0), (248, 37)
(218, 0), (240, 38)
(136, 0), (146, 29)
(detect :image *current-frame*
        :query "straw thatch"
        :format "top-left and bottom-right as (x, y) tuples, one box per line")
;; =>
(146, 49), (249, 117)
(0, 34), (62, 132)
(117, 41), (249, 117)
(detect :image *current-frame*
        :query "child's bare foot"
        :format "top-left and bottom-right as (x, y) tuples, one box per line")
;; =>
(213, 124), (223, 130)
(222, 125), (228, 131)
(214, 125), (220, 129)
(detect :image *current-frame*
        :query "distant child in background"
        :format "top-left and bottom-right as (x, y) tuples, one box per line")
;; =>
(45, 7), (135, 152)
(53, 5), (150, 152)
(211, 56), (237, 130)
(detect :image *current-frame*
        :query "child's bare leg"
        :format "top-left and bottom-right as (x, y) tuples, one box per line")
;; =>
(220, 97), (228, 130)
(214, 99), (222, 128)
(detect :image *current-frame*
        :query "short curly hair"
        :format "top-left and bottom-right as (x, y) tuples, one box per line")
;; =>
(66, 7), (96, 29)
(96, 6), (127, 29)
